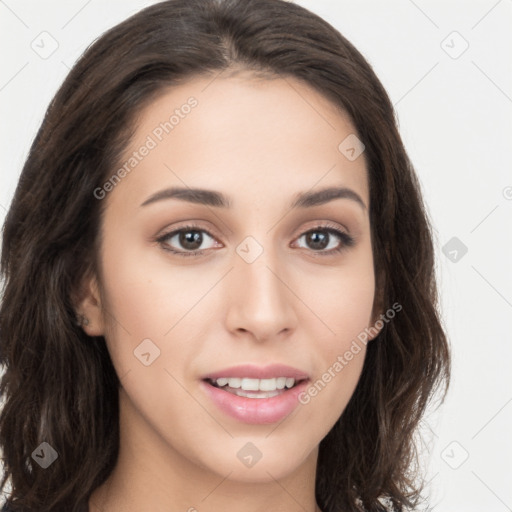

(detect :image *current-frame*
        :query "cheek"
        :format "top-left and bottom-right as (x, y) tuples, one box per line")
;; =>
(312, 272), (374, 336)
(297, 253), (374, 421)
(98, 231), (199, 334)
(96, 233), (217, 386)
(307, 251), (376, 351)
(96, 246), (198, 430)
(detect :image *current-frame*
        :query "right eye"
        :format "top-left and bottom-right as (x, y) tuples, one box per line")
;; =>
(156, 224), (221, 257)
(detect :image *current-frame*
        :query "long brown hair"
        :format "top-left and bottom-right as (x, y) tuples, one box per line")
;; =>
(0, 1), (450, 510)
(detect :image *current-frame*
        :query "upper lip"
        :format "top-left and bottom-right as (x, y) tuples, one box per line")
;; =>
(202, 364), (309, 381)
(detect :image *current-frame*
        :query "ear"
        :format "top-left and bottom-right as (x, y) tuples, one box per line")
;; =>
(73, 272), (105, 337)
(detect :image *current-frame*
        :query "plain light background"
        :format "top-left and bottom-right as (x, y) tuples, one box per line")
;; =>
(1, 1), (511, 510)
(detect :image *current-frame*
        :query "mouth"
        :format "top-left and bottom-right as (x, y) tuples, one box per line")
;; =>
(200, 364), (310, 424)
(203, 376), (309, 399)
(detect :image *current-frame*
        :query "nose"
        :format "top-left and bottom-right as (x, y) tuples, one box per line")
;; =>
(224, 243), (298, 343)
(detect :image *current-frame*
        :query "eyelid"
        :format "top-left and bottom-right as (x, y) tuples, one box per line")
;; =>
(155, 220), (221, 241)
(292, 219), (350, 238)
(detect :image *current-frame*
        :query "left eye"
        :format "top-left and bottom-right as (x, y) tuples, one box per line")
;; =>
(295, 228), (350, 252)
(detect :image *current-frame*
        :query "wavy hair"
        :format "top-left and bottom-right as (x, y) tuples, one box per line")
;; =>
(0, 0), (450, 510)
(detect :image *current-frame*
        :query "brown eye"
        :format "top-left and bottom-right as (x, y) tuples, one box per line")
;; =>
(176, 230), (204, 251)
(157, 225), (219, 257)
(295, 226), (355, 255)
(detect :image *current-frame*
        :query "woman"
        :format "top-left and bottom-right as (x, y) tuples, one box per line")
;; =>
(0, 0), (450, 511)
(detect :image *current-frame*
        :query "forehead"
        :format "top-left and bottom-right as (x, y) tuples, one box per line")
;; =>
(106, 73), (369, 213)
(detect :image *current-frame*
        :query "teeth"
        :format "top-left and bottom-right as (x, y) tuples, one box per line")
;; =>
(213, 377), (297, 391)
(285, 378), (295, 389)
(258, 378), (276, 391)
(241, 378), (260, 391)
(226, 378), (241, 388)
(276, 377), (286, 390)
(235, 389), (280, 399)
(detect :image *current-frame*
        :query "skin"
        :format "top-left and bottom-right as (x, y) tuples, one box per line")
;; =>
(79, 72), (382, 512)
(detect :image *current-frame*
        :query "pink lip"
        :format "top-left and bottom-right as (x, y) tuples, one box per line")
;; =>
(201, 379), (308, 424)
(201, 364), (309, 425)
(202, 363), (309, 381)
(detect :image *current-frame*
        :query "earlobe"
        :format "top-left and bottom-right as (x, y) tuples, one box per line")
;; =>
(73, 273), (105, 336)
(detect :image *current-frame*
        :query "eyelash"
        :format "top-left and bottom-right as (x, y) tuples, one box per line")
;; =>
(155, 222), (355, 258)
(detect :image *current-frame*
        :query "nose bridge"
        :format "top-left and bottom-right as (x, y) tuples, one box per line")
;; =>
(225, 232), (296, 340)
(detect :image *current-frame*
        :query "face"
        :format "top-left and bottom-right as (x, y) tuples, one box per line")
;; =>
(80, 73), (381, 484)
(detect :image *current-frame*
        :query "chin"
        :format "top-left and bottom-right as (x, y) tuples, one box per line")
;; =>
(199, 437), (317, 483)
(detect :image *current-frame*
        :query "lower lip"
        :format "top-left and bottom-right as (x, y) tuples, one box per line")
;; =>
(201, 380), (308, 424)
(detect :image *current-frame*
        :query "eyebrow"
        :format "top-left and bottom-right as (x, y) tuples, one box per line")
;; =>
(140, 185), (367, 211)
